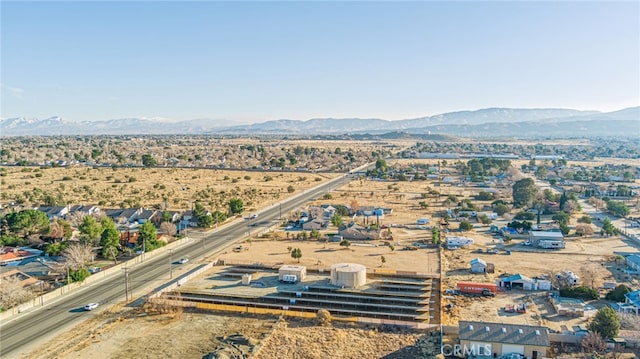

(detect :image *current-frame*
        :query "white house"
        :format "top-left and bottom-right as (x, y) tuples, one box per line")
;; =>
(530, 231), (565, 249)
(470, 258), (488, 273)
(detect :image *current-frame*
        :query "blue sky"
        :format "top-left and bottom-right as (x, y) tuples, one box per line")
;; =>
(2, 1), (639, 123)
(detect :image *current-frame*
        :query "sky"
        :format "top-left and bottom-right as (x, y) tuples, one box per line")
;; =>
(1, 1), (639, 123)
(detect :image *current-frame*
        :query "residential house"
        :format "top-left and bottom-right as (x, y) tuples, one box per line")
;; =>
(0, 247), (42, 265)
(180, 210), (200, 228)
(133, 209), (159, 225)
(302, 218), (328, 231)
(626, 254), (640, 272)
(104, 208), (142, 227)
(458, 320), (549, 359)
(0, 269), (38, 288)
(338, 222), (381, 240)
(617, 290), (640, 315)
(321, 205), (337, 219)
(37, 206), (69, 219)
(470, 258), (487, 273)
(161, 210), (181, 224)
(67, 205), (101, 217)
(529, 231), (565, 249)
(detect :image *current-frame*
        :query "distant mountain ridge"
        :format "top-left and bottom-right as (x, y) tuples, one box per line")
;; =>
(1, 107), (638, 137)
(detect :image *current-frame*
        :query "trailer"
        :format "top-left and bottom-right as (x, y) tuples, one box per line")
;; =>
(456, 281), (497, 297)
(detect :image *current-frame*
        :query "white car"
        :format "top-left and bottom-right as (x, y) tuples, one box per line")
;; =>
(250, 213), (258, 219)
(84, 302), (99, 311)
(178, 258), (189, 264)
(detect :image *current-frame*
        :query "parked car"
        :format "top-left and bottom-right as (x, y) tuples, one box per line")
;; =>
(84, 302), (99, 311)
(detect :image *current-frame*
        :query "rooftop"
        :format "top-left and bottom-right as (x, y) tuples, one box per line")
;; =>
(459, 320), (550, 347)
(626, 254), (640, 267)
(625, 290), (640, 307)
(530, 231), (564, 239)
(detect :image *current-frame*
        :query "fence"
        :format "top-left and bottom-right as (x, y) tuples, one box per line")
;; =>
(0, 234), (209, 324)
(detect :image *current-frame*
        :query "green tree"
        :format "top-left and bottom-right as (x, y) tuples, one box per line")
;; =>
(161, 211), (172, 223)
(79, 216), (102, 245)
(5, 209), (50, 237)
(291, 248), (302, 263)
(588, 307), (620, 339)
(602, 217), (618, 236)
(432, 227), (440, 244)
(141, 154), (157, 167)
(605, 284), (631, 302)
(578, 215), (592, 224)
(331, 213), (344, 227)
(512, 178), (537, 208)
(606, 200), (630, 217)
(478, 214), (492, 225)
(100, 217), (120, 260)
(340, 239), (351, 249)
(69, 268), (91, 283)
(459, 220), (473, 231)
(380, 255), (386, 267)
(552, 211), (570, 225)
(375, 158), (388, 172)
(228, 198), (244, 215)
(139, 221), (159, 250)
(493, 204), (510, 216)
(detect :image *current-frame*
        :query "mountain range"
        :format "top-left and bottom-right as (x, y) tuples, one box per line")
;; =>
(1, 107), (638, 138)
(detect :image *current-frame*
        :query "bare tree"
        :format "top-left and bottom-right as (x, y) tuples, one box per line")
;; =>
(580, 264), (599, 289)
(562, 199), (579, 214)
(620, 312), (640, 330)
(0, 275), (35, 310)
(160, 222), (177, 238)
(575, 224), (595, 237)
(62, 243), (94, 270)
(581, 331), (606, 356)
(66, 212), (86, 227)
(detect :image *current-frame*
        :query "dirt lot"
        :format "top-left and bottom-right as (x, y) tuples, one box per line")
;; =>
(0, 166), (338, 210)
(219, 237), (439, 274)
(21, 304), (437, 359)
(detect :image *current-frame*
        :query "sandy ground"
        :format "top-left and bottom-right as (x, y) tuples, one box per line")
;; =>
(0, 166), (338, 211)
(440, 232), (640, 331)
(219, 237), (439, 274)
(14, 157), (640, 358)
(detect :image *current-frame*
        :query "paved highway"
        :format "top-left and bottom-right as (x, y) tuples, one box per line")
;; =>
(0, 171), (360, 358)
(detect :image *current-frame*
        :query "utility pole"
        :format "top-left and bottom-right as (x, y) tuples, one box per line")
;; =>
(66, 266), (70, 294)
(168, 249), (174, 279)
(279, 203), (282, 221)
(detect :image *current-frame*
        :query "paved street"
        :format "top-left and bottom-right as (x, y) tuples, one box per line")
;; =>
(0, 171), (359, 358)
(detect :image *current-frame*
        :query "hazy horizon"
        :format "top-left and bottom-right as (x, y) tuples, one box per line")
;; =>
(2, 105), (638, 125)
(2, 2), (638, 122)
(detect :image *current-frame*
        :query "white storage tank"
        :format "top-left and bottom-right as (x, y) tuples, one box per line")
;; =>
(330, 263), (367, 289)
(241, 273), (252, 285)
(279, 265), (307, 282)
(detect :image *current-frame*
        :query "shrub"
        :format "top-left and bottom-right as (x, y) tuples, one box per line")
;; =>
(605, 285), (631, 302)
(514, 211), (536, 220)
(559, 286), (598, 300)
